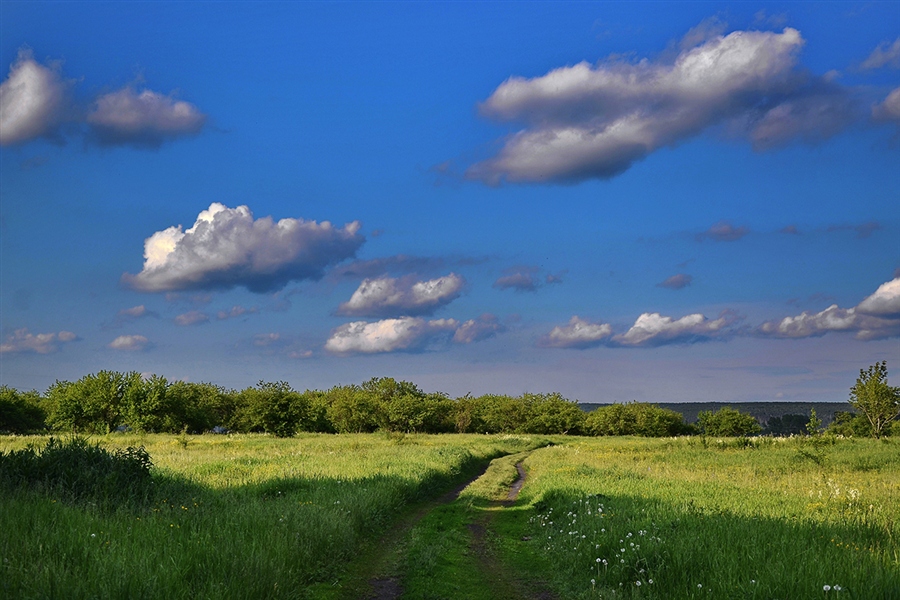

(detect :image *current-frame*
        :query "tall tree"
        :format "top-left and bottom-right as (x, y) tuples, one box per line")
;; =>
(849, 361), (900, 439)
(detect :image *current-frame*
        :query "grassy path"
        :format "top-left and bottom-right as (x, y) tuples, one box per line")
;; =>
(324, 449), (555, 600)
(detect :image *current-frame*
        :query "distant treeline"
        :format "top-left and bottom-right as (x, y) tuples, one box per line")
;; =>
(0, 371), (886, 438)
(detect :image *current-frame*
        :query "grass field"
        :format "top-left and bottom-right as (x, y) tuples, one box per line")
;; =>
(2, 433), (898, 599)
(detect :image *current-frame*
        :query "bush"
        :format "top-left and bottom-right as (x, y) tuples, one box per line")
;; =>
(585, 402), (691, 436)
(0, 437), (153, 508)
(697, 406), (762, 437)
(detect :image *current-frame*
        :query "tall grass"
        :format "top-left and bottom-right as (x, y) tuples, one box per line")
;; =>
(0, 432), (536, 599)
(499, 436), (899, 599)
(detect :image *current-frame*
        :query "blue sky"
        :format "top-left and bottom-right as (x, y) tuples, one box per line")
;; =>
(1, 1), (898, 403)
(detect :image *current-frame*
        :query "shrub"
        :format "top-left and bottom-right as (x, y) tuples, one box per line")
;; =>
(0, 437), (153, 508)
(0, 386), (47, 434)
(585, 402), (690, 436)
(697, 406), (762, 437)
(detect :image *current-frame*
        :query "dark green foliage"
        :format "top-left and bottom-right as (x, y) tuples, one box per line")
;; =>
(233, 381), (311, 437)
(827, 411), (874, 437)
(0, 386), (46, 434)
(697, 406), (762, 436)
(764, 413), (810, 436)
(0, 436), (153, 508)
(585, 402), (691, 436)
(848, 361), (900, 438)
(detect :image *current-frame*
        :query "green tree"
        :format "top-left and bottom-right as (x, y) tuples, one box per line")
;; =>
(46, 371), (133, 433)
(849, 361), (900, 439)
(697, 406), (761, 437)
(0, 386), (47, 433)
(585, 402), (689, 437)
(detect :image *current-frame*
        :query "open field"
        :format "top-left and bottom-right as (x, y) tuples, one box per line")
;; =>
(2, 434), (898, 599)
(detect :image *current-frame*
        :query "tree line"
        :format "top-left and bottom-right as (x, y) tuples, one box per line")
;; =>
(1, 363), (897, 438)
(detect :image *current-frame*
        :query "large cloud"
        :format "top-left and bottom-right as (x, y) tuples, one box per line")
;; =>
(336, 273), (465, 317)
(467, 26), (858, 184)
(758, 277), (900, 340)
(613, 311), (740, 346)
(0, 50), (69, 146)
(0, 328), (77, 354)
(87, 87), (206, 147)
(122, 203), (364, 293)
(537, 316), (613, 349)
(325, 317), (459, 354)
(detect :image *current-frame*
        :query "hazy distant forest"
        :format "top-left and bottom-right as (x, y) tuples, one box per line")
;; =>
(2, 370), (893, 438)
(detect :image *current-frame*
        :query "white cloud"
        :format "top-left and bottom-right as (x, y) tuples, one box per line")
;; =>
(468, 26), (857, 183)
(253, 333), (281, 347)
(336, 273), (464, 317)
(325, 317), (459, 354)
(757, 277), (900, 340)
(119, 305), (151, 318)
(538, 316), (612, 349)
(0, 328), (77, 354)
(0, 50), (69, 146)
(613, 311), (739, 346)
(861, 38), (900, 70)
(122, 203), (364, 293)
(856, 277), (900, 318)
(87, 87), (206, 147)
(453, 314), (504, 344)
(174, 310), (209, 326)
(108, 334), (150, 352)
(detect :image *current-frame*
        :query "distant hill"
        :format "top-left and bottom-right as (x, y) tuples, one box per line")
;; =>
(578, 401), (853, 426)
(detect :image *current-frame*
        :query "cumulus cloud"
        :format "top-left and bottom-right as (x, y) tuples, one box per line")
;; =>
(0, 50), (70, 146)
(853, 277), (900, 318)
(613, 311), (740, 346)
(657, 273), (693, 290)
(122, 203), (364, 293)
(696, 221), (749, 242)
(336, 273), (465, 317)
(861, 38), (900, 70)
(217, 305), (258, 320)
(758, 277), (900, 340)
(108, 334), (150, 352)
(0, 328), (77, 354)
(87, 87), (206, 147)
(174, 310), (209, 326)
(453, 314), (505, 344)
(325, 317), (459, 354)
(826, 221), (882, 239)
(467, 25), (859, 183)
(538, 316), (613, 349)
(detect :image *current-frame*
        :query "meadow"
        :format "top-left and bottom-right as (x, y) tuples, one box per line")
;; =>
(1, 433), (898, 599)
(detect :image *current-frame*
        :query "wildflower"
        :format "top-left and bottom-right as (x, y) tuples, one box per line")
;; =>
(824, 585), (831, 591)
(635, 581), (641, 587)
(90, 533), (96, 538)
(648, 579), (653, 584)
(834, 585), (842, 591)
(698, 584), (702, 589)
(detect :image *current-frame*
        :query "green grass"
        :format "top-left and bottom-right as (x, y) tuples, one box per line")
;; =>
(494, 436), (900, 599)
(0, 432), (537, 599)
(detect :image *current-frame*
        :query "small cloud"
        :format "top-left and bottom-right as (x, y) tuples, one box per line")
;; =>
(493, 266), (556, 293)
(217, 305), (258, 320)
(108, 334), (150, 352)
(325, 317), (459, 355)
(613, 310), (741, 347)
(336, 273), (465, 318)
(657, 273), (693, 290)
(174, 310), (209, 326)
(288, 349), (314, 359)
(538, 316), (613, 349)
(779, 224), (800, 235)
(453, 314), (505, 344)
(122, 203), (364, 293)
(860, 38), (900, 70)
(86, 86), (206, 148)
(20, 155), (49, 170)
(0, 49), (71, 146)
(545, 271), (565, 284)
(253, 333), (281, 347)
(872, 87), (900, 125)
(696, 221), (749, 242)
(0, 328), (78, 354)
(826, 221), (882, 239)
(108, 304), (159, 328)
